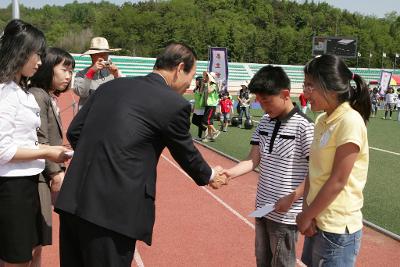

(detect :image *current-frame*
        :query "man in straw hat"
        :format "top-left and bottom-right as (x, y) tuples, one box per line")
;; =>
(73, 37), (123, 109)
(55, 42), (227, 266)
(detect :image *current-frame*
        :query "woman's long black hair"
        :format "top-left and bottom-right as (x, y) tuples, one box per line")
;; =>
(0, 19), (46, 86)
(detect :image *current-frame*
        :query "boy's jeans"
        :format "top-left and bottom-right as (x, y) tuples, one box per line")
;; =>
(301, 229), (362, 267)
(255, 218), (298, 267)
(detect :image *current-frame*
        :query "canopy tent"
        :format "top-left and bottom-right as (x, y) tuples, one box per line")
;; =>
(390, 74), (400, 86)
(369, 74), (400, 87)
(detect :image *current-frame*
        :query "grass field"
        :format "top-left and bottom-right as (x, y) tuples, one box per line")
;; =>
(188, 95), (400, 235)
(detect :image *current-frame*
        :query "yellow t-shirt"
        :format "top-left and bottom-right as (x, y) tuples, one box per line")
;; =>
(307, 102), (368, 234)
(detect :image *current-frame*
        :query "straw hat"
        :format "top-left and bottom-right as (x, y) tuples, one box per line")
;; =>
(83, 37), (121, 55)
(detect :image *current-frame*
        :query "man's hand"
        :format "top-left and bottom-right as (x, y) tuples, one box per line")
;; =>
(91, 57), (106, 72)
(108, 63), (121, 78)
(209, 166), (229, 189)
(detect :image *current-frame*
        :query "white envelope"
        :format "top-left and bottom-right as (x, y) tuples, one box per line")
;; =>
(248, 203), (275, 218)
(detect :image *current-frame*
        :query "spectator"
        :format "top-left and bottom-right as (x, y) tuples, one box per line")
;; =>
(73, 37), (122, 109)
(237, 83), (251, 128)
(396, 88), (400, 122)
(202, 71), (220, 141)
(192, 76), (207, 140)
(219, 91), (233, 132)
(299, 92), (308, 114)
(370, 87), (379, 117)
(383, 87), (396, 120)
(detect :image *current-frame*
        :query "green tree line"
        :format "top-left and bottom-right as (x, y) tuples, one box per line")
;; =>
(1, 0), (400, 68)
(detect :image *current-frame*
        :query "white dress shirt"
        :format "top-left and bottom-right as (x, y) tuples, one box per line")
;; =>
(0, 82), (44, 177)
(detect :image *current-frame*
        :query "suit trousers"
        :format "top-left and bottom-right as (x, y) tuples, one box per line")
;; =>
(59, 212), (136, 267)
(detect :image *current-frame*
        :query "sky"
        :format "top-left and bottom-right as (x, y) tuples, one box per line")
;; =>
(0, 0), (400, 18)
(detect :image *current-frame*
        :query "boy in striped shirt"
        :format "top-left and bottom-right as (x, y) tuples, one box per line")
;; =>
(221, 65), (314, 267)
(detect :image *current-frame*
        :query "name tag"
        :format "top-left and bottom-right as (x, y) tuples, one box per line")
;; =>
(320, 131), (330, 147)
(319, 125), (335, 147)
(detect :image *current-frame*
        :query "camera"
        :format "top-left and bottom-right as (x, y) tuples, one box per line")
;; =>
(102, 60), (112, 67)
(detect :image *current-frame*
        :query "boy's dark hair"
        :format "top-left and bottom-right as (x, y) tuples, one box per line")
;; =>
(154, 42), (197, 73)
(30, 47), (75, 93)
(0, 19), (46, 84)
(248, 65), (291, 95)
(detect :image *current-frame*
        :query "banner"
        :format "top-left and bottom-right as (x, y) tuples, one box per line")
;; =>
(379, 70), (392, 95)
(208, 47), (229, 93)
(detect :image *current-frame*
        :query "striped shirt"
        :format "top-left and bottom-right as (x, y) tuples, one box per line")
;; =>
(250, 106), (314, 225)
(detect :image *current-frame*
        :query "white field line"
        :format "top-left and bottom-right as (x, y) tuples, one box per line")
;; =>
(252, 120), (400, 156)
(161, 154), (307, 266)
(369, 147), (400, 156)
(161, 154), (255, 230)
(134, 248), (145, 267)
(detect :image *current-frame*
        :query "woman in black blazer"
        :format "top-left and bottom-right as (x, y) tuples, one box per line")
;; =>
(29, 47), (75, 265)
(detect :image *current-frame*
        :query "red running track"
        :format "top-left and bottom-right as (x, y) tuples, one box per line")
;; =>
(40, 93), (400, 266)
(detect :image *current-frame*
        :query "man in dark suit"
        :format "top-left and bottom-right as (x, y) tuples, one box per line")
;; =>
(55, 43), (225, 267)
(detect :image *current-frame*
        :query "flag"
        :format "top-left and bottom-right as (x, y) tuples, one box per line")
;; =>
(357, 52), (361, 57)
(383, 52), (387, 58)
(208, 47), (229, 93)
(379, 70), (392, 94)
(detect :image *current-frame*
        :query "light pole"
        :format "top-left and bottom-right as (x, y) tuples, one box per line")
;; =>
(369, 52), (372, 69)
(382, 52), (386, 69)
(12, 0), (20, 19)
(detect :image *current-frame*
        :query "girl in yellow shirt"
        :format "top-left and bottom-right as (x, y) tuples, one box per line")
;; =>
(296, 55), (371, 267)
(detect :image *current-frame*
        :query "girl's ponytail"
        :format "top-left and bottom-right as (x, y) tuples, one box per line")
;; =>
(350, 74), (371, 124)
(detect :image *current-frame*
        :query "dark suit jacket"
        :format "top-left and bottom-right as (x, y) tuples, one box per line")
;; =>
(30, 87), (65, 181)
(55, 73), (212, 245)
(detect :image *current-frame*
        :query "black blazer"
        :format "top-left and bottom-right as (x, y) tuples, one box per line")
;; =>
(55, 73), (212, 245)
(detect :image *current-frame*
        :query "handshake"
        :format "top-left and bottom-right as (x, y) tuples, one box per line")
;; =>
(209, 166), (230, 189)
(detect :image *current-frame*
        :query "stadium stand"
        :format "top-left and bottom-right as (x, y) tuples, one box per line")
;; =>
(72, 54), (400, 96)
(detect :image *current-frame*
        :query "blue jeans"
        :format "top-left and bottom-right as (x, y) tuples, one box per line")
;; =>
(238, 106), (250, 124)
(301, 229), (362, 267)
(255, 218), (298, 267)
